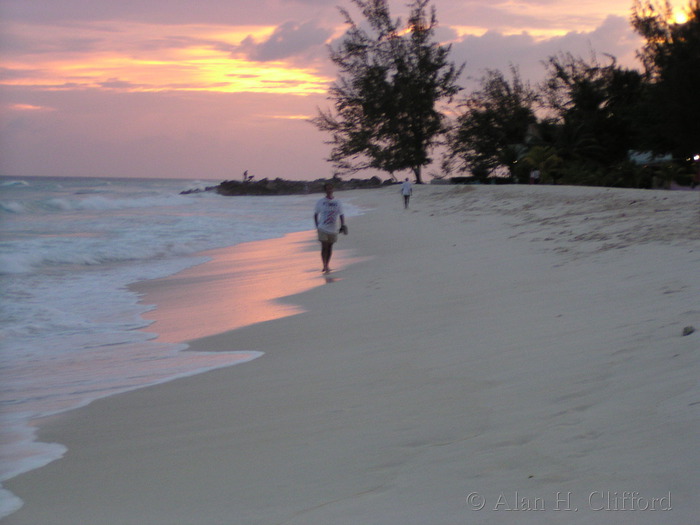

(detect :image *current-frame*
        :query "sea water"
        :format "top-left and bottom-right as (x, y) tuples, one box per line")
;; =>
(0, 175), (360, 517)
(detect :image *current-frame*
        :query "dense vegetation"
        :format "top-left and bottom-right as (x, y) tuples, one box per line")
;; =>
(314, 0), (700, 187)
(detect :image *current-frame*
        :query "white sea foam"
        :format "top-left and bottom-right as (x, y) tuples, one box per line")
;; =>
(0, 175), (365, 519)
(0, 201), (26, 214)
(0, 348), (263, 492)
(0, 180), (29, 187)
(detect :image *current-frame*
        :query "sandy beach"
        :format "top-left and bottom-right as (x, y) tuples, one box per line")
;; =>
(4, 184), (699, 524)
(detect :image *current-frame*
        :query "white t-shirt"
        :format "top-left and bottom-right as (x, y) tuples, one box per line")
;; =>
(315, 197), (344, 233)
(401, 180), (412, 195)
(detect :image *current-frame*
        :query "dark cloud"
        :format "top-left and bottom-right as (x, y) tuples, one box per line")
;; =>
(0, 67), (43, 81)
(134, 34), (237, 55)
(0, 27), (103, 56)
(98, 78), (142, 90)
(241, 20), (333, 61)
(449, 15), (643, 91)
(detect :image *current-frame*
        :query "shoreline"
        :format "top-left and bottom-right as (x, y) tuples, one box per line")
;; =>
(1, 199), (368, 522)
(129, 229), (365, 344)
(4, 185), (699, 524)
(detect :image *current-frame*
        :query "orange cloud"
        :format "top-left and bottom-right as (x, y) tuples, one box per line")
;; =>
(7, 103), (54, 111)
(1, 21), (332, 95)
(266, 114), (313, 120)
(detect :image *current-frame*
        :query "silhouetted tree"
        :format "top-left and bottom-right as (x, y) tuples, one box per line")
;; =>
(447, 67), (537, 180)
(523, 145), (563, 184)
(312, 0), (463, 183)
(539, 52), (646, 177)
(631, 0), (700, 160)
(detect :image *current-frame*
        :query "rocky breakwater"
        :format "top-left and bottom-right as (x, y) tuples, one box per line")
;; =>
(180, 177), (389, 196)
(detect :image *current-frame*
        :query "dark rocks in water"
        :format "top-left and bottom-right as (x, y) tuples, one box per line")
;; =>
(208, 176), (390, 196)
(179, 185), (218, 195)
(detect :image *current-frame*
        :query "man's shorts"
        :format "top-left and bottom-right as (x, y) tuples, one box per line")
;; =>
(317, 229), (338, 243)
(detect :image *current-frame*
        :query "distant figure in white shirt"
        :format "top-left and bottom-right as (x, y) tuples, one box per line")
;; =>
(314, 183), (347, 273)
(529, 169), (540, 185)
(401, 178), (413, 209)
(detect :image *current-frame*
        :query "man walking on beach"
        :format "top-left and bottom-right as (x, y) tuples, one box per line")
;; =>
(529, 168), (540, 185)
(314, 183), (346, 273)
(401, 177), (413, 209)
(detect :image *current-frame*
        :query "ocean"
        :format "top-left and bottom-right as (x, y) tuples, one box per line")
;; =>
(0, 175), (360, 517)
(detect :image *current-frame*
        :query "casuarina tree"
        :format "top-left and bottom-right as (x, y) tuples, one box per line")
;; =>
(312, 0), (463, 183)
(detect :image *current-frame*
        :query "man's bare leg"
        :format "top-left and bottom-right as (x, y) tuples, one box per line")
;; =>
(321, 241), (333, 272)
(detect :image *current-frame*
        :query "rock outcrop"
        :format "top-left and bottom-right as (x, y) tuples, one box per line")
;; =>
(181, 177), (391, 196)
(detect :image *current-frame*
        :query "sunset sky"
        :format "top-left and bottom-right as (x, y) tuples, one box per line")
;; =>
(0, 0), (690, 181)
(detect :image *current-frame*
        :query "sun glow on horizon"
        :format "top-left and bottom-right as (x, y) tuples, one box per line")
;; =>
(1, 22), (332, 96)
(2, 56), (331, 96)
(673, 9), (689, 24)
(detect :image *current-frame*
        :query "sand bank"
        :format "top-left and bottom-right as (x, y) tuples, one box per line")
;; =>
(4, 185), (699, 524)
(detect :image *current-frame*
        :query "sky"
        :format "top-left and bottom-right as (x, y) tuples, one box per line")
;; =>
(0, 0), (690, 181)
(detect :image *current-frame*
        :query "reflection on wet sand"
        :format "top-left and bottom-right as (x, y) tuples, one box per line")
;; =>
(132, 230), (360, 343)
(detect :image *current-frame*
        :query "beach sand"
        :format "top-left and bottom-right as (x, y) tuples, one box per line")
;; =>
(4, 185), (699, 524)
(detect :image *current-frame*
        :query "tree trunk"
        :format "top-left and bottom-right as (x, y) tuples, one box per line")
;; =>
(413, 165), (423, 184)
